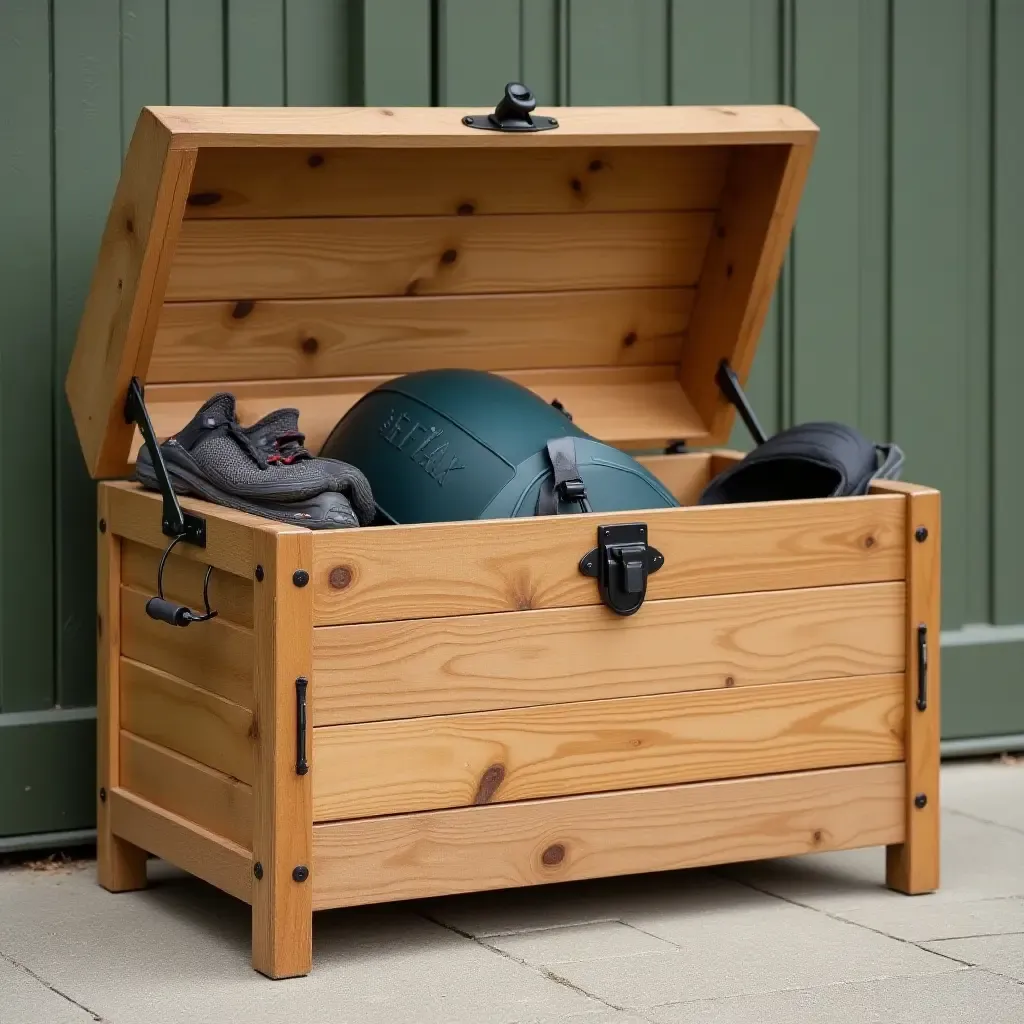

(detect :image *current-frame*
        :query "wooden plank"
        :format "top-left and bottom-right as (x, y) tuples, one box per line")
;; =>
(312, 581), (907, 725)
(681, 141), (815, 444)
(64, 109), (196, 480)
(165, 212), (715, 302)
(150, 288), (694, 384)
(119, 657), (254, 784)
(312, 674), (904, 820)
(887, 487), (941, 895)
(121, 539), (254, 628)
(120, 731), (253, 849)
(105, 480), (259, 579)
(184, 146), (730, 218)
(311, 493), (906, 626)
(120, 584), (253, 709)
(150, 104), (819, 150)
(634, 453), (711, 505)
(311, 763), (904, 909)
(138, 367), (708, 460)
(110, 788), (251, 903)
(96, 490), (148, 892)
(252, 528), (314, 979)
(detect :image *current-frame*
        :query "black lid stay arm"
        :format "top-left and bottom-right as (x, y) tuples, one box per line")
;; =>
(716, 359), (768, 446)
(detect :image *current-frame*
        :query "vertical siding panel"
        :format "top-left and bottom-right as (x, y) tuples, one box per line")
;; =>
(226, 0), (286, 105)
(891, 0), (971, 629)
(285, 0), (352, 105)
(167, 0), (225, 104)
(1, 1), (56, 712)
(437, 2), (520, 105)
(993, 0), (1024, 625)
(52, 0), (123, 707)
(568, 0), (668, 104)
(361, 0), (432, 105)
(120, 0), (169, 153)
(670, 0), (783, 442)
(520, 0), (559, 104)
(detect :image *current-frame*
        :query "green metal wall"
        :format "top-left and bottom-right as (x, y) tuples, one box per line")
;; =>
(2, 0), (1022, 842)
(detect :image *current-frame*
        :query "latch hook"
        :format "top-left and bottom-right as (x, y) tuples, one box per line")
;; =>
(579, 523), (664, 616)
(144, 534), (219, 628)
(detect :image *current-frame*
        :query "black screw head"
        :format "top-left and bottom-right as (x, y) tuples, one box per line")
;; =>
(99, 787), (107, 802)
(292, 865), (309, 883)
(255, 565), (264, 582)
(914, 793), (928, 809)
(98, 519), (107, 534)
(293, 569), (309, 588)
(253, 862), (264, 880)
(915, 526), (929, 543)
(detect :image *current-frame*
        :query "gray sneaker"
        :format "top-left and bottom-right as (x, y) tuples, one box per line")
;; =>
(134, 393), (375, 529)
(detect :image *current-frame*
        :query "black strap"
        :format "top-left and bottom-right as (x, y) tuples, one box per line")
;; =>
(536, 437), (592, 515)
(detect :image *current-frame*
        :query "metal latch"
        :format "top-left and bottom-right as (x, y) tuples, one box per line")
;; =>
(462, 82), (559, 133)
(579, 523), (664, 616)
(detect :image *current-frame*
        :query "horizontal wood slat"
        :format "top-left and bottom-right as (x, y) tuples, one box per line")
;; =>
(165, 212), (716, 301)
(121, 539), (254, 628)
(134, 367), (707, 461)
(119, 657), (254, 784)
(110, 788), (252, 904)
(310, 763), (903, 909)
(312, 582), (906, 725)
(633, 452), (712, 505)
(311, 675), (904, 820)
(185, 145), (731, 218)
(310, 494), (907, 625)
(120, 585), (254, 708)
(120, 731), (253, 849)
(149, 288), (694, 384)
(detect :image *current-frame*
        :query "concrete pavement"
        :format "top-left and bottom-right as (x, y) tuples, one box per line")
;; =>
(1, 758), (1022, 1023)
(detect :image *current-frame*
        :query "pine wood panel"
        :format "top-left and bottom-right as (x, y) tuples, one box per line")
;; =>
(152, 104), (819, 149)
(109, 788), (251, 904)
(64, 109), (195, 478)
(887, 486), (942, 894)
(252, 528), (314, 980)
(165, 211), (715, 301)
(120, 731), (252, 849)
(120, 584), (253, 708)
(311, 493), (906, 626)
(312, 582), (906, 725)
(311, 763), (902, 909)
(119, 657), (254, 784)
(185, 145), (730, 218)
(311, 675), (904, 820)
(136, 367), (707, 461)
(633, 452), (712, 505)
(150, 287), (694, 384)
(121, 538), (254, 628)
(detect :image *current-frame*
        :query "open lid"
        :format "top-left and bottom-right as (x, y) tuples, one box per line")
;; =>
(65, 87), (817, 479)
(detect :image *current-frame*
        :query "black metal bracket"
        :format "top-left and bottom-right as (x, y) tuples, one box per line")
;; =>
(716, 359), (768, 446)
(462, 82), (559, 133)
(124, 376), (206, 547)
(579, 523), (664, 616)
(295, 677), (309, 775)
(916, 624), (928, 711)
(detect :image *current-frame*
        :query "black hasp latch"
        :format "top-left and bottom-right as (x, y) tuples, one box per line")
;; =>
(462, 82), (559, 133)
(579, 523), (664, 616)
(916, 623), (928, 711)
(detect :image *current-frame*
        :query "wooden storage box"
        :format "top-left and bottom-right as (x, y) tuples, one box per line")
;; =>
(65, 97), (941, 980)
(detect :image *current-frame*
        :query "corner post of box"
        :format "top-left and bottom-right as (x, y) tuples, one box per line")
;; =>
(886, 486), (941, 895)
(96, 485), (149, 892)
(252, 525), (314, 979)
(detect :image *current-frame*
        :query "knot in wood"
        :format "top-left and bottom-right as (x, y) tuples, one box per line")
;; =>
(329, 566), (353, 590)
(542, 843), (566, 866)
(473, 764), (506, 804)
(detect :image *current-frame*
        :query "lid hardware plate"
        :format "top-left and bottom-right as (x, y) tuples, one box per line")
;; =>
(579, 523), (664, 616)
(463, 82), (559, 133)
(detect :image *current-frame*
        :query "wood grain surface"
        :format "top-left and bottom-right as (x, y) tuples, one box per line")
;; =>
(311, 494), (906, 625)
(312, 581), (906, 725)
(310, 763), (901, 909)
(165, 212), (715, 301)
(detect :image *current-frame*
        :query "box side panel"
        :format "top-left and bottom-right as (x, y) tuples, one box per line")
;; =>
(311, 763), (903, 910)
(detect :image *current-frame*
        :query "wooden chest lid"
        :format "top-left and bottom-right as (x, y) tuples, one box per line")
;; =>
(65, 93), (818, 479)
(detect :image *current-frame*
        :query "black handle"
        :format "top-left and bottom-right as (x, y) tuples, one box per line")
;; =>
(145, 596), (193, 627)
(295, 677), (309, 775)
(916, 623), (928, 711)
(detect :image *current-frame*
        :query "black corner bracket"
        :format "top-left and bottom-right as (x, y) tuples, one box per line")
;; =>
(579, 523), (664, 616)
(462, 82), (559, 133)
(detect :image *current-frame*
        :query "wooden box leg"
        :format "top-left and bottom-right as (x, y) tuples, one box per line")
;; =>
(886, 488), (941, 895)
(97, 489), (148, 892)
(251, 527), (314, 979)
